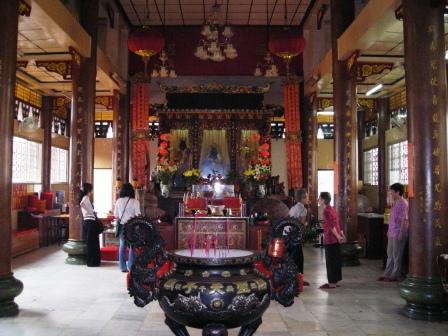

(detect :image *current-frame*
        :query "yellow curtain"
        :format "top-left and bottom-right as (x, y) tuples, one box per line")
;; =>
(199, 130), (230, 177)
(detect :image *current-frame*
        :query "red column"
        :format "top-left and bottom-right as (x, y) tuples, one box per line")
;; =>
(283, 79), (303, 191)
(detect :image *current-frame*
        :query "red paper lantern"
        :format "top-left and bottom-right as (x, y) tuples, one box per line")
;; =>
(259, 143), (270, 151)
(250, 133), (261, 142)
(160, 133), (172, 142)
(268, 28), (305, 60)
(260, 151), (270, 158)
(128, 27), (165, 59)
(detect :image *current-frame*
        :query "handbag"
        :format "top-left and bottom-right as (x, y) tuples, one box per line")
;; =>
(115, 197), (130, 238)
(94, 214), (104, 234)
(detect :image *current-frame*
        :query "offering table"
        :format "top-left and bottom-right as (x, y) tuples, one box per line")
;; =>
(175, 216), (248, 250)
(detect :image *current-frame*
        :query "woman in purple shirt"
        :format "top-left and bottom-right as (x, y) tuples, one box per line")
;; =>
(378, 183), (409, 282)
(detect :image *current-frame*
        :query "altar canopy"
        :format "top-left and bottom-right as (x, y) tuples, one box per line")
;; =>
(199, 130), (230, 177)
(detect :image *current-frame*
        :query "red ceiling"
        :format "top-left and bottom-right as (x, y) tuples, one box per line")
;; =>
(128, 26), (303, 77)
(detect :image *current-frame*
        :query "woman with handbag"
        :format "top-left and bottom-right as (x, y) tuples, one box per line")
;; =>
(79, 183), (102, 267)
(318, 192), (345, 289)
(114, 183), (141, 272)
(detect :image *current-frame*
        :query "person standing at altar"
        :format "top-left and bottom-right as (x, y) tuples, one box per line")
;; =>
(288, 189), (310, 286)
(114, 183), (141, 272)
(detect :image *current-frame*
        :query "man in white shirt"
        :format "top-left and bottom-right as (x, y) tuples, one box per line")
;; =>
(289, 188), (309, 285)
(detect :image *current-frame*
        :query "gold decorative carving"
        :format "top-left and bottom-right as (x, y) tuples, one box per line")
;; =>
(35, 61), (72, 80)
(209, 283), (225, 295)
(163, 278), (178, 291)
(211, 298), (224, 311)
(221, 271), (231, 278)
(95, 96), (113, 110)
(159, 82), (271, 94)
(52, 96), (70, 119)
(235, 281), (251, 295)
(346, 50), (359, 74)
(69, 47), (81, 67)
(357, 62), (393, 82)
(19, 0), (31, 16)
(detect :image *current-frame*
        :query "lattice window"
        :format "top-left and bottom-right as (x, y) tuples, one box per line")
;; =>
(388, 141), (408, 185)
(95, 121), (112, 138)
(317, 123), (334, 139)
(363, 148), (379, 185)
(12, 137), (42, 183)
(148, 120), (160, 138)
(52, 116), (67, 136)
(270, 122), (285, 139)
(51, 147), (68, 184)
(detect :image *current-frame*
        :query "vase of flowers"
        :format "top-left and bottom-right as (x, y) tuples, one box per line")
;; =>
(183, 168), (201, 191)
(244, 162), (271, 198)
(157, 164), (178, 198)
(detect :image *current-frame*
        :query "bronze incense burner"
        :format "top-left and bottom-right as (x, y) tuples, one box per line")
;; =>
(124, 217), (303, 336)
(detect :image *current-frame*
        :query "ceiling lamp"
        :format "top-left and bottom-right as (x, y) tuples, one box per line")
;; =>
(128, 27), (165, 76)
(268, 27), (306, 76)
(151, 50), (177, 78)
(254, 52), (279, 77)
(195, 1), (238, 62)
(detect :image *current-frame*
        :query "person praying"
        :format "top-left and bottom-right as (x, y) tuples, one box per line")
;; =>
(288, 188), (310, 286)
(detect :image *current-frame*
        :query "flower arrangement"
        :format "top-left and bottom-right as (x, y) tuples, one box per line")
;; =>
(244, 138), (271, 185)
(156, 164), (178, 184)
(244, 163), (271, 185)
(183, 168), (201, 186)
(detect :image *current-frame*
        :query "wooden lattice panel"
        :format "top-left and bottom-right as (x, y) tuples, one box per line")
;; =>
(389, 88), (406, 111)
(176, 217), (247, 250)
(15, 83), (42, 108)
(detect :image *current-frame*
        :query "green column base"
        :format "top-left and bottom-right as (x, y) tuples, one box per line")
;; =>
(62, 239), (86, 265)
(399, 276), (448, 321)
(0, 273), (23, 317)
(340, 241), (363, 267)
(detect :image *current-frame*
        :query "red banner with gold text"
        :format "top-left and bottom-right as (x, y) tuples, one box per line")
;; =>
(283, 80), (303, 189)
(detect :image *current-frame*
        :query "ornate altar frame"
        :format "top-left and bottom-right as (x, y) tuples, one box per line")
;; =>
(155, 84), (280, 173)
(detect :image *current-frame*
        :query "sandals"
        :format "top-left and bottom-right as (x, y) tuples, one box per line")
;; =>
(319, 283), (337, 289)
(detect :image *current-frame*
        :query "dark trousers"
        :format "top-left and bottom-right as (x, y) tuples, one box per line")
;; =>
(324, 243), (342, 284)
(84, 219), (101, 267)
(290, 244), (304, 274)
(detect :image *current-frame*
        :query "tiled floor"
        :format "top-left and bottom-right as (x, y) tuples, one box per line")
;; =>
(0, 245), (447, 336)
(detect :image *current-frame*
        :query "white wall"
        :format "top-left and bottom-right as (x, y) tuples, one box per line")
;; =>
(270, 139), (288, 192)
